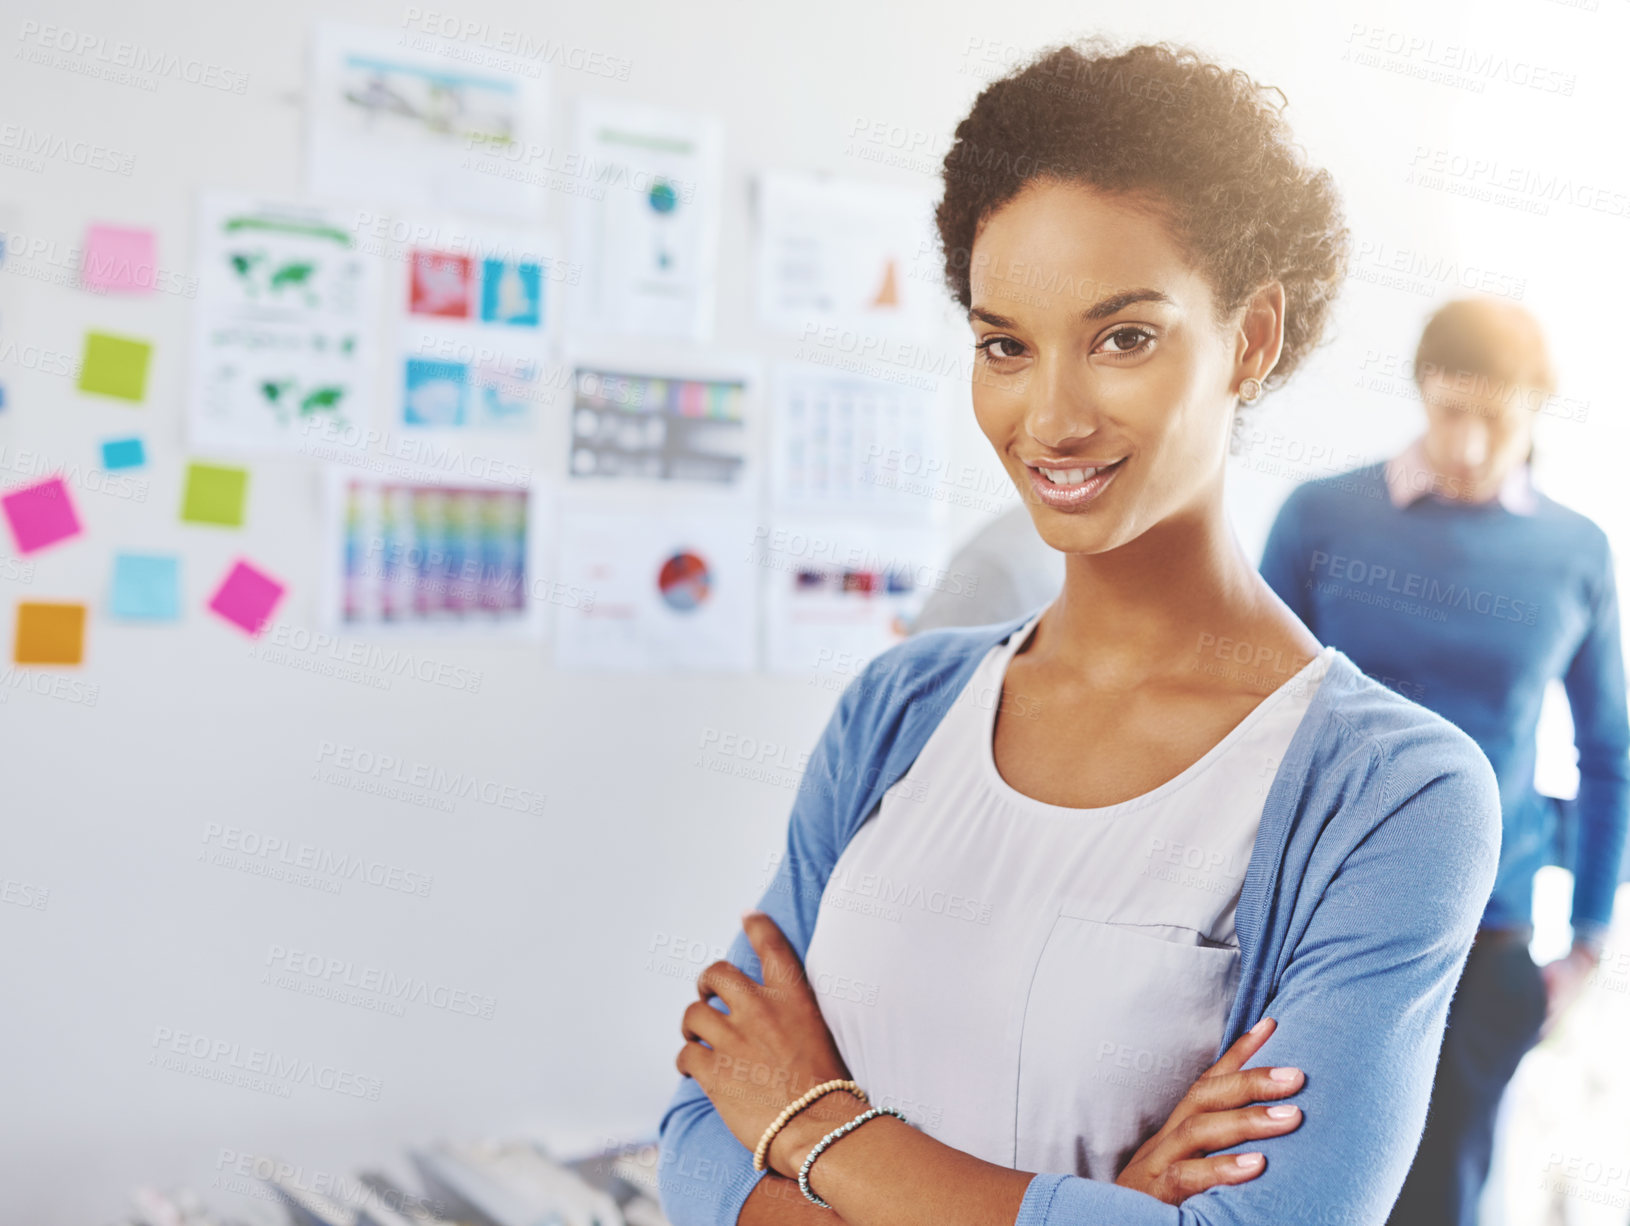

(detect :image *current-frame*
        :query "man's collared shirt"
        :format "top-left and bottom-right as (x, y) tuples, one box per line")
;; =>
(1383, 434), (1538, 515)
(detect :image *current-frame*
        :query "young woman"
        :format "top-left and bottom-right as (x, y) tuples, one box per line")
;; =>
(659, 40), (1501, 1226)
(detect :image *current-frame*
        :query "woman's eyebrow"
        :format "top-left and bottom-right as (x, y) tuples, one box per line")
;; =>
(1081, 288), (1175, 320)
(968, 306), (1016, 328)
(969, 289), (1174, 328)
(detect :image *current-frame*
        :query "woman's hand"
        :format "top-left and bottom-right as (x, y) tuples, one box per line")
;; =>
(675, 910), (853, 1156)
(1114, 1016), (1306, 1205)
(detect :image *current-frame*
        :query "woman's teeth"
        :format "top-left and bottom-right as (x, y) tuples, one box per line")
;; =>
(1039, 462), (1117, 486)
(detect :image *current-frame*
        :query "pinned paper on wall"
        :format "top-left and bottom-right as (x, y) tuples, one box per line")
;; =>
(101, 437), (146, 470)
(1, 476), (83, 554)
(110, 553), (181, 621)
(181, 462), (248, 527)
(392, 217), (560, 433)
(14, 601), (86, 665)
(759, 519), (940, 676)
(78, 331), (152, 402)
(554, 504), (757, 672)
(756, 172), (946, 338)
(307, 22), (551, 220)
(208, 559), (286, 636)
(188, 192), (379, 452)
(770, 363), (941, 520)
(81, 225), (158, 294)
(570, 98), (723, 341)
(568, 363), (749, 486)
(318, 468), (547, 640)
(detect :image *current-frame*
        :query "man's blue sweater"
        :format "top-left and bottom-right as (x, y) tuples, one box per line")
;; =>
(1260, 461), (1630, 941)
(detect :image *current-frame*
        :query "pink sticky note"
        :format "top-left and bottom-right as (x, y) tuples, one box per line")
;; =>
(82, 224), (158, 294)
(1, 476), (83, 554)
(207, 559), (286, 636)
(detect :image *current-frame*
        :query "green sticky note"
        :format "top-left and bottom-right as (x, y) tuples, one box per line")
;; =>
(181, 462), (248, 527)
(78, 331), (152, 402)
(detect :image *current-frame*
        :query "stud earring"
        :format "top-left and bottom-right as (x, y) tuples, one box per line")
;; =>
(1238, 377), (1263, 404)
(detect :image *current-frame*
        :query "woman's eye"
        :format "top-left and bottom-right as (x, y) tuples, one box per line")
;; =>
(1097, 327), (1156, 356)
(977, 336), (1025, 361)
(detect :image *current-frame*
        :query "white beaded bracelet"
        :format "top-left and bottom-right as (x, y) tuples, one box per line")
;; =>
(752, 1079), (868, 1172)
(798, 1106), (911, 1209)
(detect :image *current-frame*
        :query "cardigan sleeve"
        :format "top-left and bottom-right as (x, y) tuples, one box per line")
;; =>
(656, 663), (874, 1226)
(1013, 747), (1501, 1226)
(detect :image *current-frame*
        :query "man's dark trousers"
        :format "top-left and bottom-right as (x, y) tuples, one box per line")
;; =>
(1386, 928), (1549, 1226)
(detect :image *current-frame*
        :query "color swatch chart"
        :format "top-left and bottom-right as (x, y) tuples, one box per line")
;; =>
(340, 480), (529, 627)
(568, 367), (747, 485)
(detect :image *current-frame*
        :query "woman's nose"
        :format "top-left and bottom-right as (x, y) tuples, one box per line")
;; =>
(1021, 354), (1100, 450)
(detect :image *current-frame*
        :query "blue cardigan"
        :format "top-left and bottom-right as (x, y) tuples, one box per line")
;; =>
(657, 613), (1501, 1226)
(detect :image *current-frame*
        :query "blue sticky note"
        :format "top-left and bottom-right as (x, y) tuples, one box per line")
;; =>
(111, 553), (180, 620)
(101, 436), (145, 470)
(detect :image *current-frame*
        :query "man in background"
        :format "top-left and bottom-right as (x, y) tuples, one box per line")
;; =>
(1259, 297), (1630, 1226)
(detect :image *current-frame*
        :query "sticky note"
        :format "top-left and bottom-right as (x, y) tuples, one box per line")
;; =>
(78, 331), (151, 402)
(1, 476), (82, 554)
(82, 224), (158, 294)
(101, 437), (146, 470)
(111, 553), (180, 620)
(181, 462), (248, 527)
(14, 601), (86, 665)
(207, 559), (285, 636)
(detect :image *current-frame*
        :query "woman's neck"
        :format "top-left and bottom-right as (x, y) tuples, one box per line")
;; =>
(1027, 499), (1270, 681)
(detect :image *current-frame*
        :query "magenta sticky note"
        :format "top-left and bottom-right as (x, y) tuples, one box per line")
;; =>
(1, 476), (83, 554)
(207, 559), (286, 636)
(82, 224), (159, 294)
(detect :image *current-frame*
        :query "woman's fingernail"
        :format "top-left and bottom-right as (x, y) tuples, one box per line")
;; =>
(1249, 1017), (1273, 1036)
(1236, 1153), (1264, 1169)
(1267, 1105), (1299, 1120)
(1269, 1067), (1301, 1083)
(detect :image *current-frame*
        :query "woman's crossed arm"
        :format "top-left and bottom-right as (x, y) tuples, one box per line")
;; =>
(672, 765), (1498, 1226)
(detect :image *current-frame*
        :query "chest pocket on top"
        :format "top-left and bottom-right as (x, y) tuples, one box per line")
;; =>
(1012, 909), (1243, 1180)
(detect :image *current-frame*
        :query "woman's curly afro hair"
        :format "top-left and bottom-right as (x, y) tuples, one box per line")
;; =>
(936, 39), (1349, 390)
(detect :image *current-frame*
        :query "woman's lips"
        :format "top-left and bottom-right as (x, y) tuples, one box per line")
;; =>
(1025, 457), (1126, 510)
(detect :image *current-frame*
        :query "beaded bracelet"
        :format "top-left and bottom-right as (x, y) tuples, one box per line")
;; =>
(798, 1106), (911, 1209)
(752, 1079), (869, 1172)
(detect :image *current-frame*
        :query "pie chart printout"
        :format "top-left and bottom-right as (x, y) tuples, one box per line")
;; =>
(658, 549), (712, 612)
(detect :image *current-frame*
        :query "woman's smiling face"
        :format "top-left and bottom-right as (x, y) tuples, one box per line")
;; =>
(968, 178), (1259, 555)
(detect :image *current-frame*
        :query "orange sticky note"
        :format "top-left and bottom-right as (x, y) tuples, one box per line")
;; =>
(14, 601), (86, 665)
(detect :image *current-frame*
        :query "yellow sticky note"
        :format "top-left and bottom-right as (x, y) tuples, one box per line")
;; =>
(78, 331), (152, 402)
(15, 601), (86, 665)
(181, 462), (248, 527)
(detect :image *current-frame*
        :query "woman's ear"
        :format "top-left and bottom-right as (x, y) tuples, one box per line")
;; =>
(1236, 282), (1287, 387)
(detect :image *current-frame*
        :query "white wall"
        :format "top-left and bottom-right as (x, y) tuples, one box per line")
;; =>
(2, 0), (1626, 1222)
